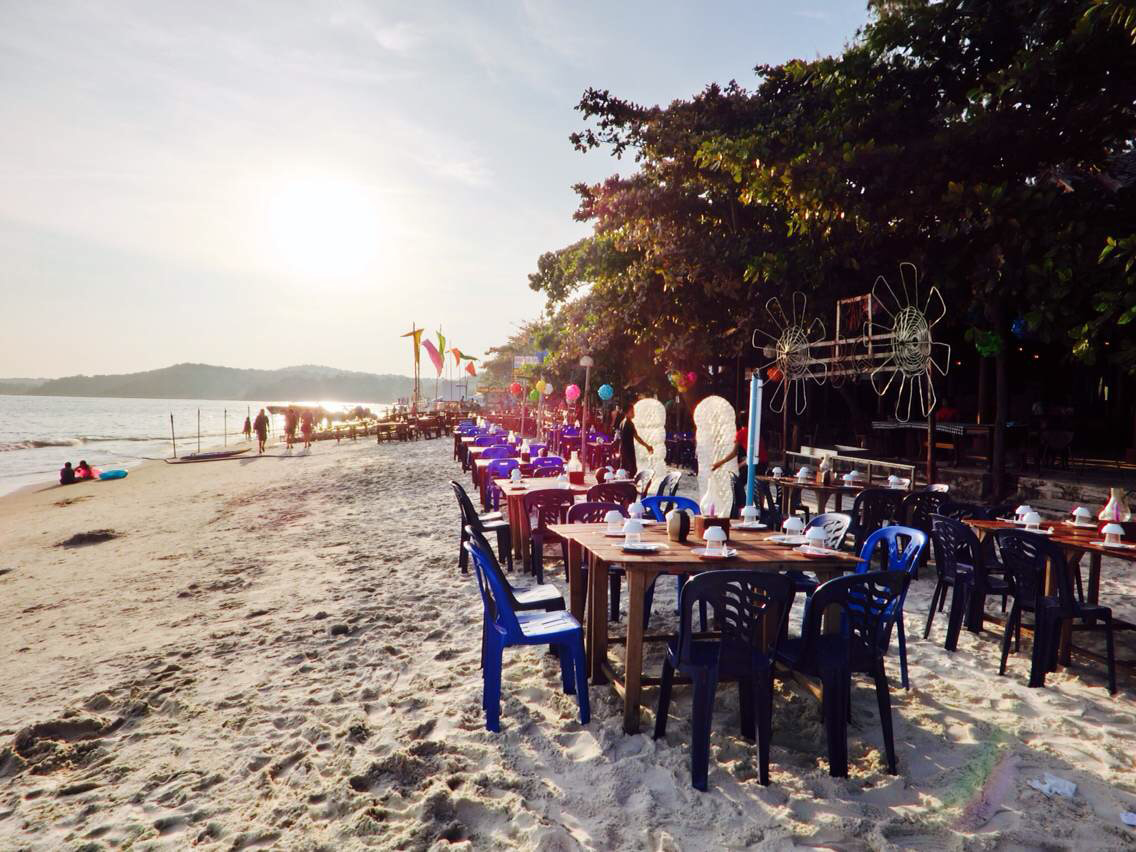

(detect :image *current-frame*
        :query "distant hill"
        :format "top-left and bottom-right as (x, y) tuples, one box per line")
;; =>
(0, 363), (472, 403)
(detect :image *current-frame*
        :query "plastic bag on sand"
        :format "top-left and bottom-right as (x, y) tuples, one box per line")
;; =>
(1027, 773), (1076, 798)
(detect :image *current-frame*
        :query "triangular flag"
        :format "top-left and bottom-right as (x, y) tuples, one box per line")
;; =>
(401, 326), (423, 365)
(436, 330), (446, 359)
(421, 338), (444, 377)
(449, 347), (462, 367)
(465, 361), (477, 377)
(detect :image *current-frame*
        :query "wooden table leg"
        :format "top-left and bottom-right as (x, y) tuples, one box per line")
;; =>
(567, 540), (585, 622)
(588, 557), (609, 684)
(623, 569), (649, 734)
(508, 494), (524, 561)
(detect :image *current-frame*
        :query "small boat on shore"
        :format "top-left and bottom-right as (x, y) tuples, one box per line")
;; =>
(165, 448), (251, 464)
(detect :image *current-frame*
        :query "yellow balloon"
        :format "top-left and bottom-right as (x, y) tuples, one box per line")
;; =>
(535, 379), (546, 393)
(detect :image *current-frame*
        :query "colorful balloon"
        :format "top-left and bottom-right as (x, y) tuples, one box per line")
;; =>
(509, 381), (523, 396)
(565, 384), (581, 402)
(685, 371), (697, 385)
(767, 366), (783, 382)
(542, 382), (554, 396)
(597, 383), (614, 401)
(535, 379), (546, 393)
(528, 388), (541, 403)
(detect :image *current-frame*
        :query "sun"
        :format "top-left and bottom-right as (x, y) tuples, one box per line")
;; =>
(263, 175), (382, 280)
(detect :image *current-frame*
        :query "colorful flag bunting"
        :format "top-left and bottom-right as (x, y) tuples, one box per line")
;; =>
(421, 338), (444, 377)
(465, 361), (477, 377)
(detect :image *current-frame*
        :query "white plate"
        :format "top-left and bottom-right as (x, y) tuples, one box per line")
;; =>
(1021, 527), (1054, 535)
(1090, 540), (1136, 549)
(691, 546), (738, 560)
(766, 534), (808, 545)
(997, 517), (1031, 525)
(620, 542), (665, 553)
(795, 545), (844, 557)
(627, 518), (656, 526)
(735, 522), (768, 530)
(1062, 520), (1097, 529)
(603, 530), (625, 537)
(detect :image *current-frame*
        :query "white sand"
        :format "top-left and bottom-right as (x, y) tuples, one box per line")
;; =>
(1, 436), (1134, 850)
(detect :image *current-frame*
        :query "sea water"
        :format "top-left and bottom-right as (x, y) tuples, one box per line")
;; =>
(0, 395), (390, 495)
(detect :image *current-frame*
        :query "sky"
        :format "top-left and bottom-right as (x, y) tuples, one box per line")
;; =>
(0, 0), (869, 379)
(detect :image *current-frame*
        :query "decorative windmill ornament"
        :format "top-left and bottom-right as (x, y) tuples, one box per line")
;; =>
(868, 262), (950, 421)
(751, 292), (827, 416)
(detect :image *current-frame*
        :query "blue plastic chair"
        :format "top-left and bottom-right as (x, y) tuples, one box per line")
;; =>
(465, 539), (589, 732)
(655, 570), (795, 790)
(473, 435), (497, 447)
(776, 570), (910, 778)
(485, 458), (520, 510)
(480, 446), (517, 461)
(528, 442), (547, 457)
(531, 456), (563, 469)
(853, 525), (926, 689)
(640, 495), (700, 521)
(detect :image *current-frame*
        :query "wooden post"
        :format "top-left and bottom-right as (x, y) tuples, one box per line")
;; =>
(169, 413), (176, 458)
(224, 408), (227, 447)
(197, 408), (201, 454)
(926, 409), (936, 485)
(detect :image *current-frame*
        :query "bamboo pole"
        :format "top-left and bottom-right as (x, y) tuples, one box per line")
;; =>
(170, 413), (176, 458)
(197, 408), (201, 454)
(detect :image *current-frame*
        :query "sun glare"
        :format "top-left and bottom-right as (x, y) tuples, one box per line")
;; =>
(263, 176), (382, 280)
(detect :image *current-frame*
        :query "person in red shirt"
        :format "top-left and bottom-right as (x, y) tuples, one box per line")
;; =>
(712, 411), (768, 472)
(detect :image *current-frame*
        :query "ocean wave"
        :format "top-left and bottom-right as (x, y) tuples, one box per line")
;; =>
(0, 439), (82, 452)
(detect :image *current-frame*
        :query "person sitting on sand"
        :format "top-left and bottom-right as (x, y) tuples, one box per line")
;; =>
(75, 460), (98, 480)
(253, 408), (269, 455)
(59, 462), (77, 485)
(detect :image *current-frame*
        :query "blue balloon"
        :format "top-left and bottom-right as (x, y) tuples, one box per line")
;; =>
(597, 383), (614, 401)
(1010, 317), (1027, 339)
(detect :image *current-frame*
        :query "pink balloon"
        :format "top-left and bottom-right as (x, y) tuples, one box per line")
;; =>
(565, 383), (581, 402)
(685, 371), (697, 384)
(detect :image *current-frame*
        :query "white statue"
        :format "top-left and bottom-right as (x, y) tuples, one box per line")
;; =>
(694, 395), (736, 517)
(631, 397), (667, 491)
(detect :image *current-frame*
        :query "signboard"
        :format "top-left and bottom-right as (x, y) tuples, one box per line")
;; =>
(512, 354), (543, 368)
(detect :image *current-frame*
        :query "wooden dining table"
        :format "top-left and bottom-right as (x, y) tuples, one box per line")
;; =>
(963, 518), (1136, 670)
(757, 474), (868, 514)
(494, 476), (597, 566)
(548, 522), (862, 733)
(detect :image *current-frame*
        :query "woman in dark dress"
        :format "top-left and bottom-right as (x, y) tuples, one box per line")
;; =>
(618, 402), (654, 474)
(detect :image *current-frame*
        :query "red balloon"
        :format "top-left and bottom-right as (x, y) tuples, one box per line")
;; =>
(509, 382), (523, 395)
(685, 371), (697, 385)
(767, 367), (783, 382)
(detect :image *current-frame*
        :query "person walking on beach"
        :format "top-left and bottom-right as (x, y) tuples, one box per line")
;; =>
(285, 407), (297, 449)
(711, 411), (768, 474)
(300, 409), (314, 449)
(242, 415), (252, 442)
(253, 408), (269, 454)
(617, 401), (653, 475)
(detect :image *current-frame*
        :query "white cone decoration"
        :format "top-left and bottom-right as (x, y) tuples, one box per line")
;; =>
(632, 397), (667, 491)
(695, 395), (736, 518)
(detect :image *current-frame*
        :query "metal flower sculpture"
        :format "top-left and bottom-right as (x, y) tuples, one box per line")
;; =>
(869, 262), (950, 422)
(752, 292), (827, 415)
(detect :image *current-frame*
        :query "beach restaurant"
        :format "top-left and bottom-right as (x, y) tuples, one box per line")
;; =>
(449, 357), (1134, 791)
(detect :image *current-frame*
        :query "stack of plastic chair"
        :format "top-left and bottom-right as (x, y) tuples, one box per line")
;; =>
(586, 481), (637, 508)
(465, 538), (589, 732)
(993, 530), (1116, 694)
(926, 515), (1007, 649)
(655, 570), (795, 790)
(775, 570), (909, 778)
(846, 488), (904, 553)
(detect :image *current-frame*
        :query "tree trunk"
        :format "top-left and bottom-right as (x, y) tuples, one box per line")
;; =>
(977, 357), (988, 424)
(992, 347), (1008, 499)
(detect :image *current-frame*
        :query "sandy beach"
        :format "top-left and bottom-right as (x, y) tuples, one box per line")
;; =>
(2, 434), (1135, 850)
